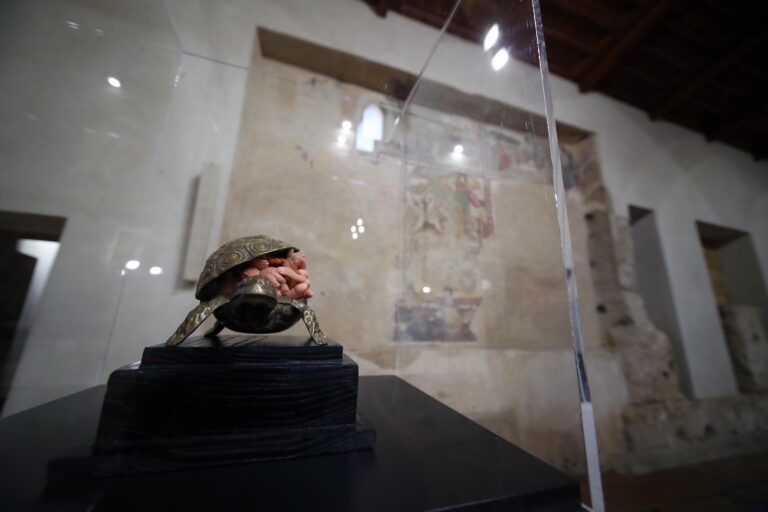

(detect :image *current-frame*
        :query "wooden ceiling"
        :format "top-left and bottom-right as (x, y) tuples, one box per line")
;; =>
(362, 0), (768, 161)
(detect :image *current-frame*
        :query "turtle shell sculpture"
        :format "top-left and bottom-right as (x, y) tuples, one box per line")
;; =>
(166, 235), (327, 346)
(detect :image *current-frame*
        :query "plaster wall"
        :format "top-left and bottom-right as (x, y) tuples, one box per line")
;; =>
(157, 0), (768, 398)
(0, 0), (766, 467)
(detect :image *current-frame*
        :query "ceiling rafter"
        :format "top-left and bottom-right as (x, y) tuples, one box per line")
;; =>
(650, 30), (767, 119)
(707, 103), (767, 142)
(577, 0), (674, 92)
(543, 0), (617, 31)
(358, 0), (768, 162)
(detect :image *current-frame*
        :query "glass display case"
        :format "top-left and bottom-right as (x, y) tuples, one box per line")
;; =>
(0, 0), (607, 509)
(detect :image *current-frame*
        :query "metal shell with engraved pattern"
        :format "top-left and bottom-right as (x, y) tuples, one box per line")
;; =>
(166, 235), (327, 347)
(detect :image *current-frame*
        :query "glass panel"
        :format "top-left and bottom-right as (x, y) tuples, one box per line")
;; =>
(0, 0), (604, 509)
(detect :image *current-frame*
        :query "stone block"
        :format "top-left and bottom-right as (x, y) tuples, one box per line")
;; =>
(720, 305), (768, 393)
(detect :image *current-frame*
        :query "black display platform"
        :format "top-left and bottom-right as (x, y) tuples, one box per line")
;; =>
(0, 376), (582, 511)
(52, 335), (375, 478)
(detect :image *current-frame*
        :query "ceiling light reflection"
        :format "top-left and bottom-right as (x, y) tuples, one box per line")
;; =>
(342, 120), (352, 131)
(491, 48), (509, 71)
(483, 24), (499, 51)
(125, 260), (140, 270)
(337, 134), (347, 145)
(149, 266), (163, 275)
(107, 76), (121, 88)
(358, 226), (365, 233)
(422, 286), (431, 294)
(352, 232), (359, 240)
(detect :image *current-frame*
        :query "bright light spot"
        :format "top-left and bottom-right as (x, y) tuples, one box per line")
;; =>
(149, 266), (163, 275)
(125, 260), (140, 270)
(341, 120), (352, 131)
(483, 24), (499, 51)
(94, 28), (105, 36)
(351, 226), (357, 233)
(358, 226), (365, 233)
(352, 232), (359, 240)
(355, 104), (384, 153)
(357, 218), (363, 226)
(422, 286), (431, 294)
(453, 144), (464, 155)
(66, 21), (81, 30)
(337, 134), (347, 145)
(491, 48), (509, 71)
(107, 76), (121, 88)
(121, 269), (126, 276)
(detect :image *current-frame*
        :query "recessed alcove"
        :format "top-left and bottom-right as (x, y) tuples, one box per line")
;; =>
(696, 221), (768, 393)
(629, 205), (690, 396)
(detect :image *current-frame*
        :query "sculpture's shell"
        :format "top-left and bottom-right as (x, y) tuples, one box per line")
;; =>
(195, 235), (297, 300)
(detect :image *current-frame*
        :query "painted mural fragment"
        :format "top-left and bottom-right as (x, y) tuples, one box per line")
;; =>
(395, 167), (493, 341)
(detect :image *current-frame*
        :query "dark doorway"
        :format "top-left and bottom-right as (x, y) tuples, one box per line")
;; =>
(0, 211), (65, 410)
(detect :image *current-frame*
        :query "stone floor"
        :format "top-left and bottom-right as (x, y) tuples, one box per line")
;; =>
(580, 452), (768, 511)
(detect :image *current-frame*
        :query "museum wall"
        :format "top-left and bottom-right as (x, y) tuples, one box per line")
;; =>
(215, 54), (625, 471)
(175, 0), (768, 401)
(1, 0), (767, 474)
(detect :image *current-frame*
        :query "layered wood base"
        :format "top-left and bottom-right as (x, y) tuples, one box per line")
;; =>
(50, 335), (375, 479)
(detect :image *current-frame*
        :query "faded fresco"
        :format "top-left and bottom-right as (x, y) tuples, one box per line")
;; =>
(395, 168), (493, 341)
(394, 112), (559, 342)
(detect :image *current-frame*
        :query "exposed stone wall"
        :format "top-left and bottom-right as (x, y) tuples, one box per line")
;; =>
(721, 305), (768, 393)
(570, 136), (768, 473)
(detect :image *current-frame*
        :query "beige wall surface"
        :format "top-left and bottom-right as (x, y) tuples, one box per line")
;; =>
(217, 55), (623, 471)
(3, 0), (765, 475)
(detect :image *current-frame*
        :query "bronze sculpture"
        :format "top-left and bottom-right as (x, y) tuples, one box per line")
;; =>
(166, 235), (327, 346)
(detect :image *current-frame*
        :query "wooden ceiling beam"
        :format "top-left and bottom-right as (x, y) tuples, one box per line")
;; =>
(661, 19), (716, 51)
(375, 0), (391, 17)
(706, 103), (765, 142)
(544, 0), (617, 31)
(650, 30), (767, 119)
(543, 23), (601, 55)
(577, 0), (673, 92)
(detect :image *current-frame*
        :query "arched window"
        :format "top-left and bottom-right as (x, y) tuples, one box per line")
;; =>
(355, 104), (383, 153)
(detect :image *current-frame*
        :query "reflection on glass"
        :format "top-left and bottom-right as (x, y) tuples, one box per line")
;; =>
(483, 23), (499, 51)
(355, 104), (383, 152)
(491, 48), (509, 71)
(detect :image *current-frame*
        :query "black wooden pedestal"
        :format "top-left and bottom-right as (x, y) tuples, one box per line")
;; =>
(50, 335), (375, 479)
(0, 376), (582, 511)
